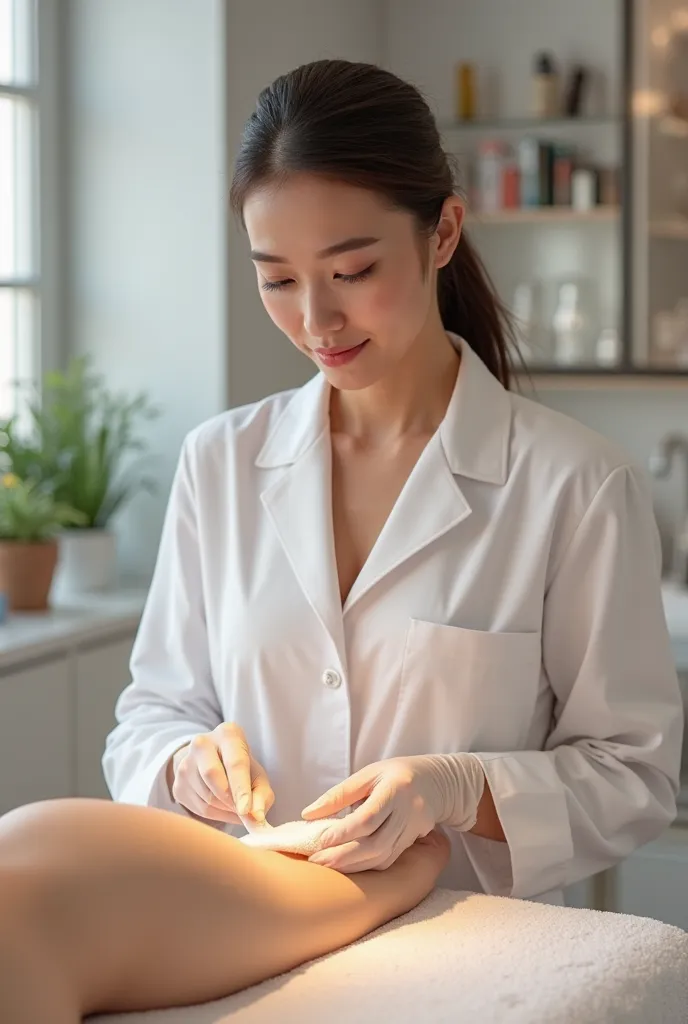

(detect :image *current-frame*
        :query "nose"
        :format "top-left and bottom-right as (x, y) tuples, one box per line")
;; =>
(302, 283), (345, 341)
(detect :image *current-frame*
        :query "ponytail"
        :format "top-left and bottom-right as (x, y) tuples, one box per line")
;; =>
(438, 232), (514, 389)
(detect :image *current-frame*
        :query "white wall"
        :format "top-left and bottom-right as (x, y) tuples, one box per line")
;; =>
(65, 0), (228, 576)
(225, 0), (384, 407)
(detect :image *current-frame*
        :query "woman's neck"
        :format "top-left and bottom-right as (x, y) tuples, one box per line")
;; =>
(329, 324), (460, 447)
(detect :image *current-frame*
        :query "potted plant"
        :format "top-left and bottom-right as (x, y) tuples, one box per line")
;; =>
(2, 358), (159, 594)
(0, 473), (86, 610)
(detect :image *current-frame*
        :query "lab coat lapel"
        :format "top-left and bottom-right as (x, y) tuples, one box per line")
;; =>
(344, 336), (512, 613)
(343, 433), (472, 612)
(257, 373), (346, 666)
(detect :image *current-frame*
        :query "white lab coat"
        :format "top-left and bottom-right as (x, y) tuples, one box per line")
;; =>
(103, 334), (684, 904)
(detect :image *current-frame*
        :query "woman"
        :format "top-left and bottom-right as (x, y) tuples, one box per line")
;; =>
(103, 58), (683, 896)
(3, 55), (681, 1021)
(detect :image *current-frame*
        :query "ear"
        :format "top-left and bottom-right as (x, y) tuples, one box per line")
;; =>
(433, 196), (465, 270)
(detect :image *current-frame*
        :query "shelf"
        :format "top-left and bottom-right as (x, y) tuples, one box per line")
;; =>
(516, 367), (688, 390)
(650, 219), (688, 240)
(440, 115), (621, 131)
(466, 207), (619, 225)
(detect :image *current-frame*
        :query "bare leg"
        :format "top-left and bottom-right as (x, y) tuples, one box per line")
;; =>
(0, 799), (449, 1021)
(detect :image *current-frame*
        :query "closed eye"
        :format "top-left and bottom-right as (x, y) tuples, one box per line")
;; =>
(335, 264), (376, 284)
(261, 263), (376, 292)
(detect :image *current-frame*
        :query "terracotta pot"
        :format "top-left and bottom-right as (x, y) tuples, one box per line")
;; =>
(0, 540), (59, 611)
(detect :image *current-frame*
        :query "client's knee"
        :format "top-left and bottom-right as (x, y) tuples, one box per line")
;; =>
(0, 800), (60, 851)
(0, 803), (77, 942)
(0, 862), (87, 1020)
(0, 862), (46, 947)
(0, 848), (90, 1010)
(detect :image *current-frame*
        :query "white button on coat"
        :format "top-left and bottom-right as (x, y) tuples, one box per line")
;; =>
(103, 334), (684, 905)
(322, 669), (342, 689)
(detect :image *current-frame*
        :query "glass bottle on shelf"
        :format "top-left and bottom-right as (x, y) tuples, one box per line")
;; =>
(595, 327), (621, 367)
(511, 281), (548, 364)
(551, 282), (592, 366)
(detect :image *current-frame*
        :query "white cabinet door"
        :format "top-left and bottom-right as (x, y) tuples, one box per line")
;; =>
(609, 826), (688, 930)
(75, 634), (135, 800)
(564, 874), (602, 910)
(0, 656), (73, 814)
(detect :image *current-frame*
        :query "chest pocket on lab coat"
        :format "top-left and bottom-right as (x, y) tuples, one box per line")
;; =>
(394, 620), (543, 753)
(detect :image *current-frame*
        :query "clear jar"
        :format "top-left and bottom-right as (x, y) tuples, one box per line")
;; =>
(552, 282), (590, 365)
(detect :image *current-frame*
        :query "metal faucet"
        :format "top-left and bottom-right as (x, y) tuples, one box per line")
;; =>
(649, 433), (688, 587)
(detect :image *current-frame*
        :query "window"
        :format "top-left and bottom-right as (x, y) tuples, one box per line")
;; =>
(0, 0), (38, 420)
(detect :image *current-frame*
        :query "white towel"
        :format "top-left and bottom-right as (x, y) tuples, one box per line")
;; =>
(91, 888), (688, 1023)
(239, 818), (338, 856)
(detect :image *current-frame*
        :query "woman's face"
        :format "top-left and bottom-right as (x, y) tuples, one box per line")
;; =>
(243, 173), (460, 390)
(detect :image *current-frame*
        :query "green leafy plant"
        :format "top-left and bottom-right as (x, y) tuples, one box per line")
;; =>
(0, 418), (53, 484)
(2, 358), (160, 530)
(0, 473), (86, 543)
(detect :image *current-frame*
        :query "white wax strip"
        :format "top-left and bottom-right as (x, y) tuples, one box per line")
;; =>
(240, 818), (339, 856)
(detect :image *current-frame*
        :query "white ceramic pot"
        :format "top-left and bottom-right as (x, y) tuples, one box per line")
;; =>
(53, 528), (118, 596)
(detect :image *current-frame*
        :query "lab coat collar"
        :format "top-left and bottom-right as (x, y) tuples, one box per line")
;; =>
(440, 333), (511, 485)
(257, 335), (512, 655)
(256, 333), (512, 485)
(255, 370), (330, 469)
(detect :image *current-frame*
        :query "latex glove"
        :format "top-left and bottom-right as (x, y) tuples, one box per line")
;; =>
(170, 723), (274, 829)
(301, 753), (486, 872)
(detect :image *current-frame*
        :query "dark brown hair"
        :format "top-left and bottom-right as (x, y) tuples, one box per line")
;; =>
(230, 59), (515, 388)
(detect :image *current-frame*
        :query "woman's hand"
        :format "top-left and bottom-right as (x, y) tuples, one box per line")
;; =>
(170, 722), (275, 827)
(301, 754), (485, 872)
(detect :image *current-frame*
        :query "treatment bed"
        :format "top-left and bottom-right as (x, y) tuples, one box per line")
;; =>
(89, 888), (688, 1023)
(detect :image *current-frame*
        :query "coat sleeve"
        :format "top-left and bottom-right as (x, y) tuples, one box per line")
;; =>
(463, 463), (684, 899)
(102, 434), (223, 816)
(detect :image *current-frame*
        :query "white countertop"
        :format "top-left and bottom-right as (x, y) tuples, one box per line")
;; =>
(0, 582), (149, 672)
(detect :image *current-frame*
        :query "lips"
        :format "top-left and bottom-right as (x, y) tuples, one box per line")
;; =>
(315, 341), (366, 356)
(315, 339), (370, 368)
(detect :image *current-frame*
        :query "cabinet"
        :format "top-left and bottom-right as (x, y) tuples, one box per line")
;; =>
(631, 0), (688, 368)
(0, 656), (73, 814)
(75, 636), (135, 799)
(605, 826), (688, 929)
(0, 614), (139, 812)
(563, 873), (603, 910)
(565, 824), (688, 924)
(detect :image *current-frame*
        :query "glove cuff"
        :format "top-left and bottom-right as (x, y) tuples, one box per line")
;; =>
(421, 752), (486, 830)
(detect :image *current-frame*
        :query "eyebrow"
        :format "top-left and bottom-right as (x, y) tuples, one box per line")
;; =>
(250, 236), (380, 264)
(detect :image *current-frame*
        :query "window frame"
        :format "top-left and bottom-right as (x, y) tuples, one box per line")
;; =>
(0, 0), (64, 419)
